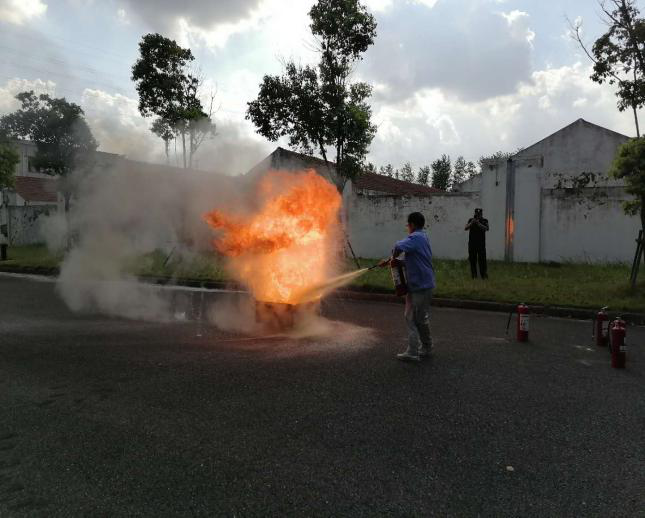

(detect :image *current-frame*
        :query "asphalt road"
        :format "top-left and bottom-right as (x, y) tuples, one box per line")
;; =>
(0, 274), (643, 517)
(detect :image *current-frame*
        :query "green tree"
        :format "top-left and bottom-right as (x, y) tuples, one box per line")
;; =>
(416, 165), (431, 185)
(379, 163), (394, 177)
(465, 160), (478, 180)
(609, 136), (645, 232)
(451, 155), (467, 189)
(0, 91), (97, 210)
(431, 154), (451, 190)
(570, 0), (645, 136)
(400, 161), (414, 182)
(0, 133), (19, 189)
(246, 0), (377, 192)
(132, 33), (216, 168)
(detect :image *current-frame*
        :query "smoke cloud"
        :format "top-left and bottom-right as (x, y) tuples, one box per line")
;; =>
(50, 159), (240, 321)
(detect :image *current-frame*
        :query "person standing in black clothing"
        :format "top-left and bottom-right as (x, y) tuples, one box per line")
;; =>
(465, 208), (489, 279)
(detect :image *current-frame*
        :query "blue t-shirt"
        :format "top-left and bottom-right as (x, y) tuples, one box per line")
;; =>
(394, 230), (436, 291)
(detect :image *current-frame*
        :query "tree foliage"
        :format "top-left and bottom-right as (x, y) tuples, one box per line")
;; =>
(400, 161), (414, 182)
(0, 133), (19, 189)
(452, 156), (467, 188)
(0, 91), (97, 208)
(246, 0), (377, 191)
(571, 0), (645, 135)
(478, 150), (514, 172)
(132, 33), (216, 168)
(416, 165), (431, 185)
(609, 137), (645, 228)
(431, 154), (451, 190)
(379, 163), (396, 178)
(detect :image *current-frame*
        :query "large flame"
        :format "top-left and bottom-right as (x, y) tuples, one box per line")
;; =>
(203, 170), (342, 304)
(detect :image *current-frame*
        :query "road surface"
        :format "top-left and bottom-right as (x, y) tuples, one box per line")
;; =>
(0, 274), (643, 516)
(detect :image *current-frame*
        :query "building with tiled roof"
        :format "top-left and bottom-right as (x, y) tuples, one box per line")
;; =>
(353, 172), (442, 196)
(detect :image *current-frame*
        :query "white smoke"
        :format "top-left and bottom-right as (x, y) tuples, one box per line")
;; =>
(50, 159), (240, 321)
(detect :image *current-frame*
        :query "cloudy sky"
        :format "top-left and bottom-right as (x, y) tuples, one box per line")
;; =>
(0, 0), (642, 175)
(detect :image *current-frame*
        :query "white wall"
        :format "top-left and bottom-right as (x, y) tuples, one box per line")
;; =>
(479, 161), (507, 260)
(6, 205), (57, 245)
(541, 187), (640, 263)
(345, 190), (480, 259)
(513, 163), (541, 262)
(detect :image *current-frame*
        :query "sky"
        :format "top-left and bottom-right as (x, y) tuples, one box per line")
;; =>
(0, 0), (642, 175)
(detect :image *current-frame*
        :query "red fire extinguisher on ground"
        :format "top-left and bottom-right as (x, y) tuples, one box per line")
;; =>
(610, 317), (627, 369)
(390, 252), (408, 297)
(592, 306), (610, 347)
(506, 303), (530, 342)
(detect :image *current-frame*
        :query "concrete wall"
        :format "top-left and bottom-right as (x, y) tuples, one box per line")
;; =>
(540, 187), (640, 263)
(345, 190), (479, 259)
(4, 205), (57, 245)
(478, 160), (507, 260)
(516, 119), (629, 184)
(512, 158), (542, 262)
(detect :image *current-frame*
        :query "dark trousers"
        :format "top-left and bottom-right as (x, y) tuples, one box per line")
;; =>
(469, 244), (487, 279)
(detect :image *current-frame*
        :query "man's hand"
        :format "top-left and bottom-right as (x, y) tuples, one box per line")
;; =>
(377, 258), (391, 268)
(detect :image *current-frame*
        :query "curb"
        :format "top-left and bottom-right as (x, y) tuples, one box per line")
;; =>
(2, 266), (644, 325)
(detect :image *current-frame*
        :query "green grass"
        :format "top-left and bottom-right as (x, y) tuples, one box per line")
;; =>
(127, 249), (228, 282)
(0, 244), (63, 269)
(3, 245), (645, 313)
(353, 257), (645, 313)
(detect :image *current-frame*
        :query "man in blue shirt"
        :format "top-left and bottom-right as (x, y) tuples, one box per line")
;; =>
(379, 212), (435, 362)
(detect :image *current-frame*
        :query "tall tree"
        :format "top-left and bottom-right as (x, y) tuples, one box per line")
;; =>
(465, 160), (478, 180)
(451, 155), (468, 189)
(431, 154), (451, 190)
(570, 0), (645, 136)
(400, 161), (414, 182)
(246, 0), (377, 192)
(0, 91), (97, 211)
(132, 33), (216, 168)
(0, 132), (19, 189)
(379, 163), (394, 177)
(416, 165), (431, 185)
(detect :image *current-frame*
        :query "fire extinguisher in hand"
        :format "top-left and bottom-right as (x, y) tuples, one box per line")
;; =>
(592, 306), (610, 347)
(506, 303), (530, 342)
(390, 252), (408, 297)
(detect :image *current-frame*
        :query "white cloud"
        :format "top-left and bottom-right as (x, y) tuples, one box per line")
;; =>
(501, 10), (536, 47)
(366, 62), (637, 168)
(81, 88), (271, 175)
(116, 7), (130, 25)
(119, 0), (263, 47)
(0, 78), (56, 113)
(0, 0), (47, 25)
(363, 0), (536, 102)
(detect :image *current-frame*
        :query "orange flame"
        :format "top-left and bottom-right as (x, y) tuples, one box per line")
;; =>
(203, 170), (342, 304)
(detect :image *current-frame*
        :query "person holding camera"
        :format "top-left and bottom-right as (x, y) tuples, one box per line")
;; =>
(465, 208), (489, 279)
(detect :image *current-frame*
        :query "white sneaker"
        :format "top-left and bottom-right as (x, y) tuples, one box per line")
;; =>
(396, 351), (420, 362)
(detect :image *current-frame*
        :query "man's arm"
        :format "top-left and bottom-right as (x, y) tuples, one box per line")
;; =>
(465, 218), (474, 230)
(476, 219), (489, 232)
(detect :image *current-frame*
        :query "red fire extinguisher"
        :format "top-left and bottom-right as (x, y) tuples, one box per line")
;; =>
(592, 306), (610, 347)
(610, 317), (627, 369)
(505, 303), (530, 342)
(390, 252), (408, 297)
